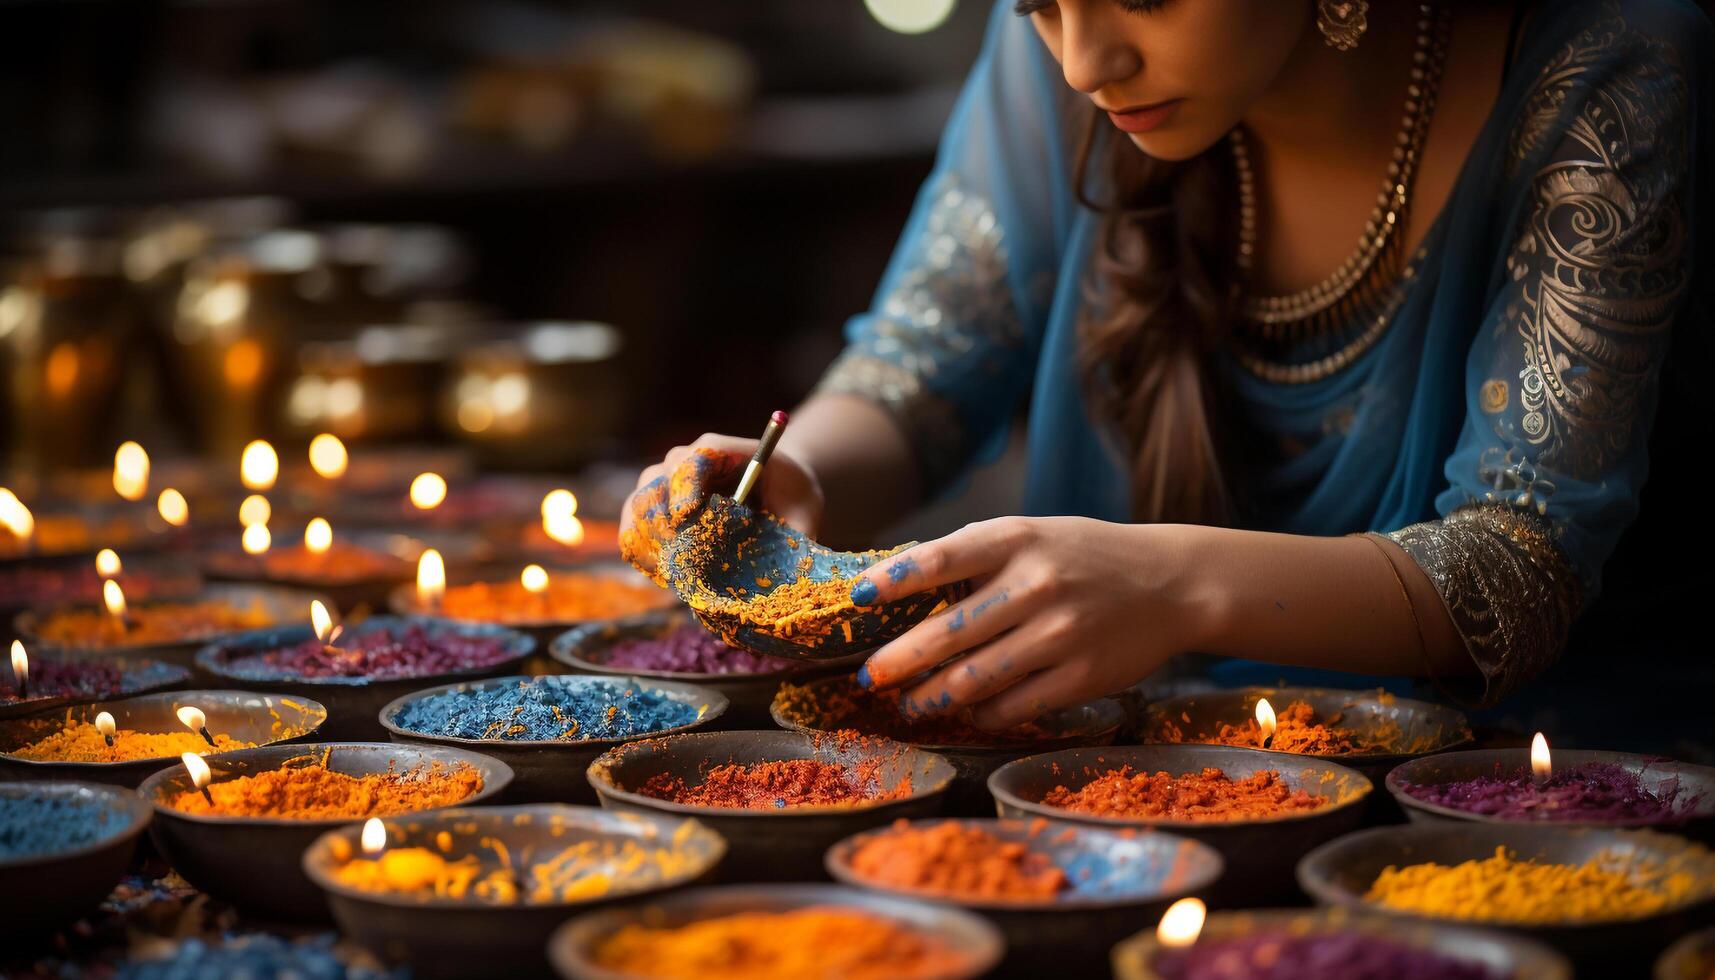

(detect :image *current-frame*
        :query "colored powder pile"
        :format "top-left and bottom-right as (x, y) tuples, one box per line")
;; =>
(591, 906), (974, 980)
(437, 573), (670, 623)
(1, 659), (125, 703)
(774, 679), (1048, 746)
(33, 600), (274, 647)
(0, 793), (122, 859)
(215, 624), (518, 681)
(848, 819), (1068, 900)
(1152, 931), (1503, 980)
(116, 934), (395, 980)
(599, 623), (796, 675)
(1155, 701), (1388, 755)
(1043, 767), (1331, 821)
(328, 827), (705, 903)
(1364, 845), (1697, 923)
(12, 719), (256, 763)
(1399, 762), (1698, 823)
(638, 757), (910, 810)
(165, 747), (483, 818)
(391, 676), (701, 741)
(212, 540), (404, 583)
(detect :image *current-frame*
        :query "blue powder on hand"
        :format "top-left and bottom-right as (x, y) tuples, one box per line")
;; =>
(0, 793), (121, 861)
(392, 676), (701, 741)
(116, 934), (396, 980)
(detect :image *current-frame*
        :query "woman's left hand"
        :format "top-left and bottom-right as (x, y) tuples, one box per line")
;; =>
(851, 516), (1214, 730)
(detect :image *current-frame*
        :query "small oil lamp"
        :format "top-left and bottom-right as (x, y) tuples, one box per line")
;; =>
(417, 548), (446, 611)
(521, 564), (549, 615)
(409, 472), (447, 511)
(1157, 897), (1205, 948)
(177, 704), (217, 748)
(308, 433), (348, 480)
(1531, 731), (1552, 788)
(113, 441), (150, 501)
(157, 488), (189, 527)
(95, 548), (121, 579)
(542, 489), (585, 547)
(239, 494), (272, 527)
(311, 599), (347, 655)
(242, 523), (272, 555)
(305, 517), (333, 555)
(241, 440), (279, 492)
(103, 579), (133, 631)
(95, 710), (117, 747)
(9, 640), (27, 699)
(181, 751), (215, 804)
(1256, 697), (1277, 750)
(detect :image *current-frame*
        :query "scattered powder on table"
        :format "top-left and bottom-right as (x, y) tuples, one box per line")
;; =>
(12, 719), (255, 763)
(1155, 701), (1386, 755)
(599, 623), (796, 675)
(165, 746), (482, 818)
(1152, 931), (1503, 980)
(33, 601), (274, 647)
(436, 573), (670, 623)
(1364, 845), (1698, 923)
(1, 659), (125, 703)
(391, 676), (701, 741)
(848, 819), (1068, 900)
(0, 793), (122, 859)
(1043, 766), (1331, 821)
(773, 679), (1048, 747)
(591, 906), (975, 980)
(639, 757), (910, 810)
(1399, 762), (1698, 823)
(215, 624), (517, 681)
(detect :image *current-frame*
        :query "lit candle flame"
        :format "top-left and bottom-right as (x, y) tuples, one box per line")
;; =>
(181, 751), (212, 791)
(242, 522), (271, 555)
(112, 441), (150, 501)
(417, 549), (446, 607)
(361, 817), (387, 855)
(308, 433), (348, 480)
(521, 564), (549, 594)
(95, 711), (116, 741)
(157, 488), (189, 527)
(241, 440), (279, 491)
(1255, 697), (1277, 746)
(409, 472), (447, 510)
(1531, 731), (1552, 784)
(103, 579), (128, 621)
(238, 494), (271, 527)
(0, 489), (33, 541)
(310, 600), (341, 646)
(95, 548), (121, 579)
(10, 640), (26, 687)
(541, 489), (584, 546)
(1156, 897), (1205, 948)
(304, 517), (332, 555)
(177, 705), (206, 732)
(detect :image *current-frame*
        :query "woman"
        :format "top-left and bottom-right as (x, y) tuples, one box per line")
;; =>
(623, 0), (1711, 737)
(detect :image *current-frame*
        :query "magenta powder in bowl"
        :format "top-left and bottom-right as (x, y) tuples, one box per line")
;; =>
(598, 624), (795, 676)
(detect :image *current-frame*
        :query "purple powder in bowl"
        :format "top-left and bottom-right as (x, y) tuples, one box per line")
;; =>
(599, 624), (796, 676)
(1400, 762), (1698, 823)
(1153, 931), (1502, 980)
(221, 624), (518, 681)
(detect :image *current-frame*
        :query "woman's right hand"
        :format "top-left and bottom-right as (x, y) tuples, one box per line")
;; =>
(618, 435), (825, 584)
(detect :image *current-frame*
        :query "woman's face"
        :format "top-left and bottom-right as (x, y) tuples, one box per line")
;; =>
(1021, 0), (1310, 161)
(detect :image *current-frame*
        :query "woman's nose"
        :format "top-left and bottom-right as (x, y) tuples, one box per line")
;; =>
(1059, 10), (1144, 94)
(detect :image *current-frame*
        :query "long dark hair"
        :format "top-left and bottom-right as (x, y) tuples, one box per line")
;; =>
(1073, 108), (1247, 525)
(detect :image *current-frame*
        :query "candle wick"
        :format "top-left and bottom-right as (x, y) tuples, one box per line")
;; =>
(199, 786), (214, 805)
(198, 726), (216, 748)
(103, 734), (115, 747)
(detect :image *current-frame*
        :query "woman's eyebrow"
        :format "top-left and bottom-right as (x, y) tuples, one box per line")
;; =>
(1013, 0), (1055, 15)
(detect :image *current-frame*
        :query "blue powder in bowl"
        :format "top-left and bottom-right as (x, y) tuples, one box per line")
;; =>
(0, 793), (122, 861)
(392, 676), (702, 741)
(116, 934), (396, 980)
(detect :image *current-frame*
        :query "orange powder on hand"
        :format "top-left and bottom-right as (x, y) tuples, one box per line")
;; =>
(847, 819), (1067, 900)
(1042, 766), (1330, 821)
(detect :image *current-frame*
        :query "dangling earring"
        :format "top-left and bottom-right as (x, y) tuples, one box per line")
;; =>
(1317, 0), (1369, 51)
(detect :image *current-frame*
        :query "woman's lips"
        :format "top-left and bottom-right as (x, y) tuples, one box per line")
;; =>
(1105, 99), (1184, 134)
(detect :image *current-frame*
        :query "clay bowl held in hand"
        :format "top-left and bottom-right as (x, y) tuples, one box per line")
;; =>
(1110, 907), (1571, 980)
(551, 609), (811, 729)
(772, 673), (1125, 814)
(1142, 686), (1473, 782)
(139, 741), (513, 921)
(197, 617), (534, 741)
(1387, 748), (1715, 841)
(0, 689), (326, 787)
(587, 729), (956, 881)
(989, 745), (1372, 903)
(1657, 923), (1715, 980)
(658, 495), (959, 662)
(0, 781), (153, 939)
(826, 817), (1222, 975)
(548, 883), (1005, 980)
(380, 674), (727, 804)
(15, 583), (333, 672)
(1297, 823), (1715, 971)
(303, 803), (724, 980)
(0, 655), (191, 720)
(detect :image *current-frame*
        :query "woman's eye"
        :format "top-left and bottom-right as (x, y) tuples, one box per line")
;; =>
(1119, 0), (1169, 11)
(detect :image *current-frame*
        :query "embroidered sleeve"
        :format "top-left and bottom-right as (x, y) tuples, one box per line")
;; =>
(1392, 1), (1700, 706)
